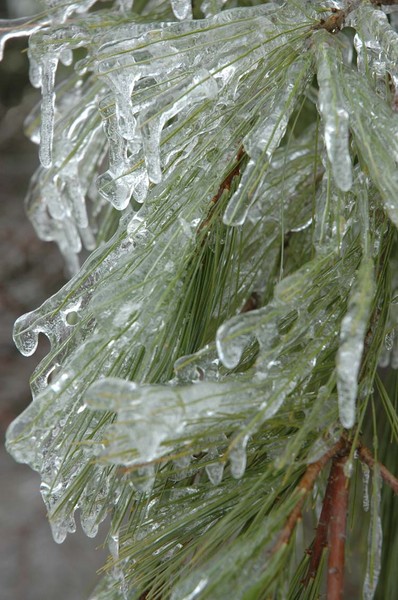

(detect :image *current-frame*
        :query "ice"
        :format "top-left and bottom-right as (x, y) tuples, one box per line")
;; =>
(350, 4), (398, 101)
(5, 2), (355, 562)
(200, 0), (228, 18)
(140, 70), (218, 184)
(229, 436), (248, 479)
(205, 462), (225, 485)
(223, 56), (313, 226)
(361, 462), (370, 512)
(336, 258), (375, 429)
(42, 0), (98, 22)
(170, 0), (193, 21)
(85, 377), (242, 468)
(0, 16), (50, 61)
(342, 67), (398, 228)
(314, 31), (352, 192)
(363, 468), (383, 599)
(115, 0), (134, 13)
(385, 329), (395, 351)
(39, 56), (58, 168)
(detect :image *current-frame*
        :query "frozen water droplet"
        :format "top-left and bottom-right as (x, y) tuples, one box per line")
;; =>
(385, 329), (395, 351)
(13, 314), (39, 356)
(171, 0), (193, 20)
(205, 461), (225, 485)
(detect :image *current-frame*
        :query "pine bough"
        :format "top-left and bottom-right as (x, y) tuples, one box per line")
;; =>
(3, 0), (398, 597)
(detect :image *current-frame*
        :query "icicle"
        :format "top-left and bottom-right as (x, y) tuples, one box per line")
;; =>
(314, 32), (352, 192)
(115, 0), (134, 13)
(200, 0), (228, 18)
(205, 462), (225, 485)
(39, 56), (58, 168)
(336, 258), (375, 428)
(229, 436), (249, 479)
(170, 0), (193, 21)
(223, 56), (313, 225)
(139, 70), (218, 184)
(363, 467), (383, 599)
(362, 462), (370, 512)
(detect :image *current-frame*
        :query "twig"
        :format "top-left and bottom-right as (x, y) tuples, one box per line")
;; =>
(326, 455), (350, 600)
(273, 437), (348, 552)
(313, 9), (346, 35)
(197, 146), (245, 236)
(358, 444), (398, 495)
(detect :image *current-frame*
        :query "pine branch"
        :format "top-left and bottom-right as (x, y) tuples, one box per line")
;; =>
(273, 437), (348, 552)
(326, 454), (350, 600)
(302, 458), (338, 587)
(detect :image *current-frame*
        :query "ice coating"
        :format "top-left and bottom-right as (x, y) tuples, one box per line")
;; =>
(92, 6), (280, 202)
(223, 55), (313, 226)
(336, 258), (375, 429)
(1, 4), (307, 269)
(314, 32), (352, 192)
(341, 68), (398, 228)
(350, 5), (398, 81)
(0, 16), (50, 61)
(85, 377), (245, 468)
(5, 6), (397, 591)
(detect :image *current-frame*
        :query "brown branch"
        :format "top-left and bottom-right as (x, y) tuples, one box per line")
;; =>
(273, 437), (348, 552)
(197, 146), (245, 236)
(313, 9), (346, 35)
(358, 444), (398, 495)
(302, 460), (337, 586)
(326, 455), (350, 600)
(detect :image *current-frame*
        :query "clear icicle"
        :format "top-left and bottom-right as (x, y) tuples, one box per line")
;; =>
(139, 70), (218, 184)
(314, 31), (352, 192)
(363, 467), (383, 599)
(39, 56), (58, 168)
(229, 436), (249, 479)
(170, 0), (193, 21)
(336, 258), (375, 428)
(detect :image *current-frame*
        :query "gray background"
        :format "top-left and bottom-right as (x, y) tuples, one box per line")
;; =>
(0, 2), (107, 598)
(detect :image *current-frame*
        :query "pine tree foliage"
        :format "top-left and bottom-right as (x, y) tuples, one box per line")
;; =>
(3, 0), (398, 597)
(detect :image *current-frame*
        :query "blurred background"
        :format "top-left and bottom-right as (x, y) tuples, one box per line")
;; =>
(0, 1), (107, 598)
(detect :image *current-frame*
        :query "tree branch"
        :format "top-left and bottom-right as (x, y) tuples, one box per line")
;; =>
(326, 455), (350, 600)
(302, 459), (337, 586)
(273, 437), (348, 552)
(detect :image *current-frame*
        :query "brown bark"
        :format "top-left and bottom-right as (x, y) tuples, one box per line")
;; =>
(273, 438), (348, 552)
(326, 455), (350, 600)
